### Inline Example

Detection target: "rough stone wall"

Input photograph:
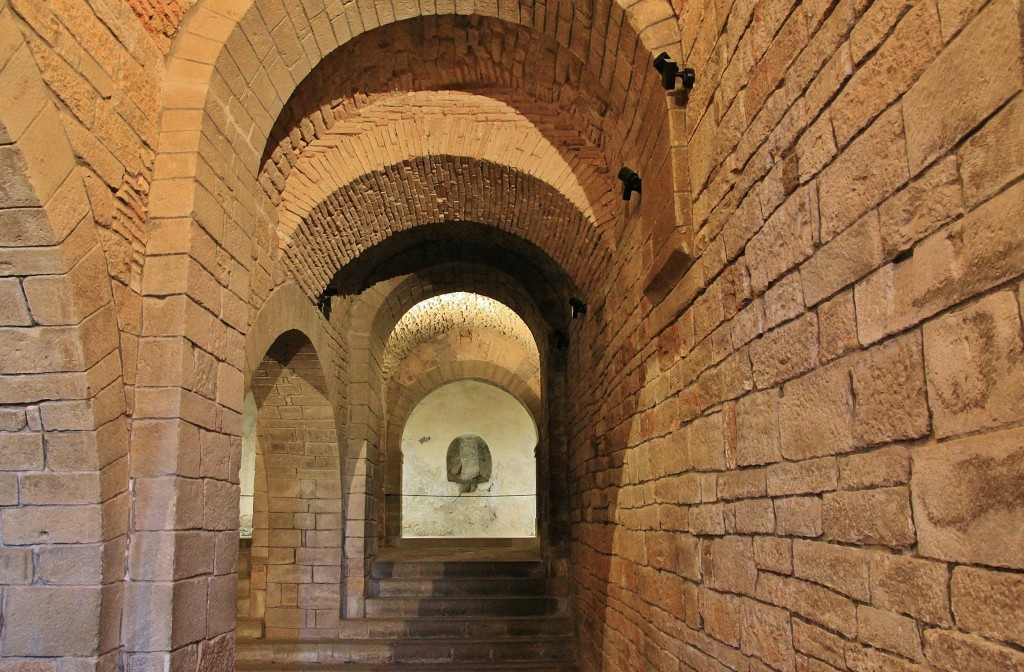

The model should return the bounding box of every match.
[0,0,1020,669]
[250,335,342,639]
[0,0,168,666]
[568,0,1024,670]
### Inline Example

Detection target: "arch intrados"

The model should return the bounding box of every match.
[390,373,543,449]
[274,91,617,246]
[155,0,680,229]
[373,274,546,365]
[383,294,540,378]
[260,15,622,182]
[243,281,333,392]
[348,235,572,347]
[285,161,609,301]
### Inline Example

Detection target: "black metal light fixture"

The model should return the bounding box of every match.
[569,298,588,319]
[618,167,642,201]
[317,286,338,318]
[552,330,570,350]
[653,52,696,91]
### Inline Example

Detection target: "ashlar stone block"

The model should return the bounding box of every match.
[923,291,1024,438]
[1,586,100,655]
[951,566,1024,647]
[912,425,1024,569]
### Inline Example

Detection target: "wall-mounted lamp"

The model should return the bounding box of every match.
[569,299,588,319]
[618,167,642,201]
[552,330,570,350]
[653,52,696,91]
[317,286,338,318]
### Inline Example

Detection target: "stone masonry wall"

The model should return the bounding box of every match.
[0,0,1021,668]
[250,335,342,640]
[568,0,1024,670]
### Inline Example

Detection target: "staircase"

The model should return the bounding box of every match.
[235,555,577,670]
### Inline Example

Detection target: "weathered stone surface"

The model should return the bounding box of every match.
[817,290,858,362]
[823,487,915,548]
[734,498,776,533]
[768,457,838,497]
[793,540,869,601]
[779,362,854,460]
[959,95,1024,207]
[870,552,951,626]
[878,156,964,258]
[747,186,819,294]
[702,536,757,596]
[857,604,923,660]
[764,272,805,329]
[923,291,1024,438]
[856,181,1024,344]
[951,566,1024,647]
[750,313,819,388]
[775,496,823,538]
[801,210,884,308]
[754,536,793,574]
[903,0,1023,173]
[850,331,929,446]
[793,619,845,668]
[0,548,33,584]
[831,0,941,148]
[912,426,1024,569]
[742,597,795,671]
[1,587,100,655]
[846,644,930,672]
[700,589,743,646]
[924,629,1024,672]
[757,573,857,636]
[736,389,782,466]
[1,505,103,545]
[818,105,908,241]
[838,445,910,490]
[689,410,729,471]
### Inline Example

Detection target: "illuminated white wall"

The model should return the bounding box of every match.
[401,380,538,537]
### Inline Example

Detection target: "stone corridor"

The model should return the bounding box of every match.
[0,0,1022,670]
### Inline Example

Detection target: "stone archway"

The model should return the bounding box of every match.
[0,6,129,666]
[137,0,684,660]
[248,329,342,639]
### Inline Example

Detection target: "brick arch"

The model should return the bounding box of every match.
[244,281,341,398]
[276,90,618,253]
[150,0,685,300]
[248,329,343,638]
[259,15,636,223]
[365,257,563,351]
[0,5,130,665]
[144,0,681,651]
[286,156,611,297]
[390,358,543,439]
[382,292,540,378]
[166,0,680,189]
[384,336,543,544]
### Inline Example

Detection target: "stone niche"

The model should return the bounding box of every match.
[401,380,538,537]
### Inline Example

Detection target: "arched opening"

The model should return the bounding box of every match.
[240,330,342,639]
[400,380,538,539]
[240,392,257,539]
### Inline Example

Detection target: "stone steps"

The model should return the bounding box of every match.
[333,615,574,639]
[236,662,577,671]
[364,596,560,618]
[370,576,551,597]
[235,634,574,665]
[236,557,576,670]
